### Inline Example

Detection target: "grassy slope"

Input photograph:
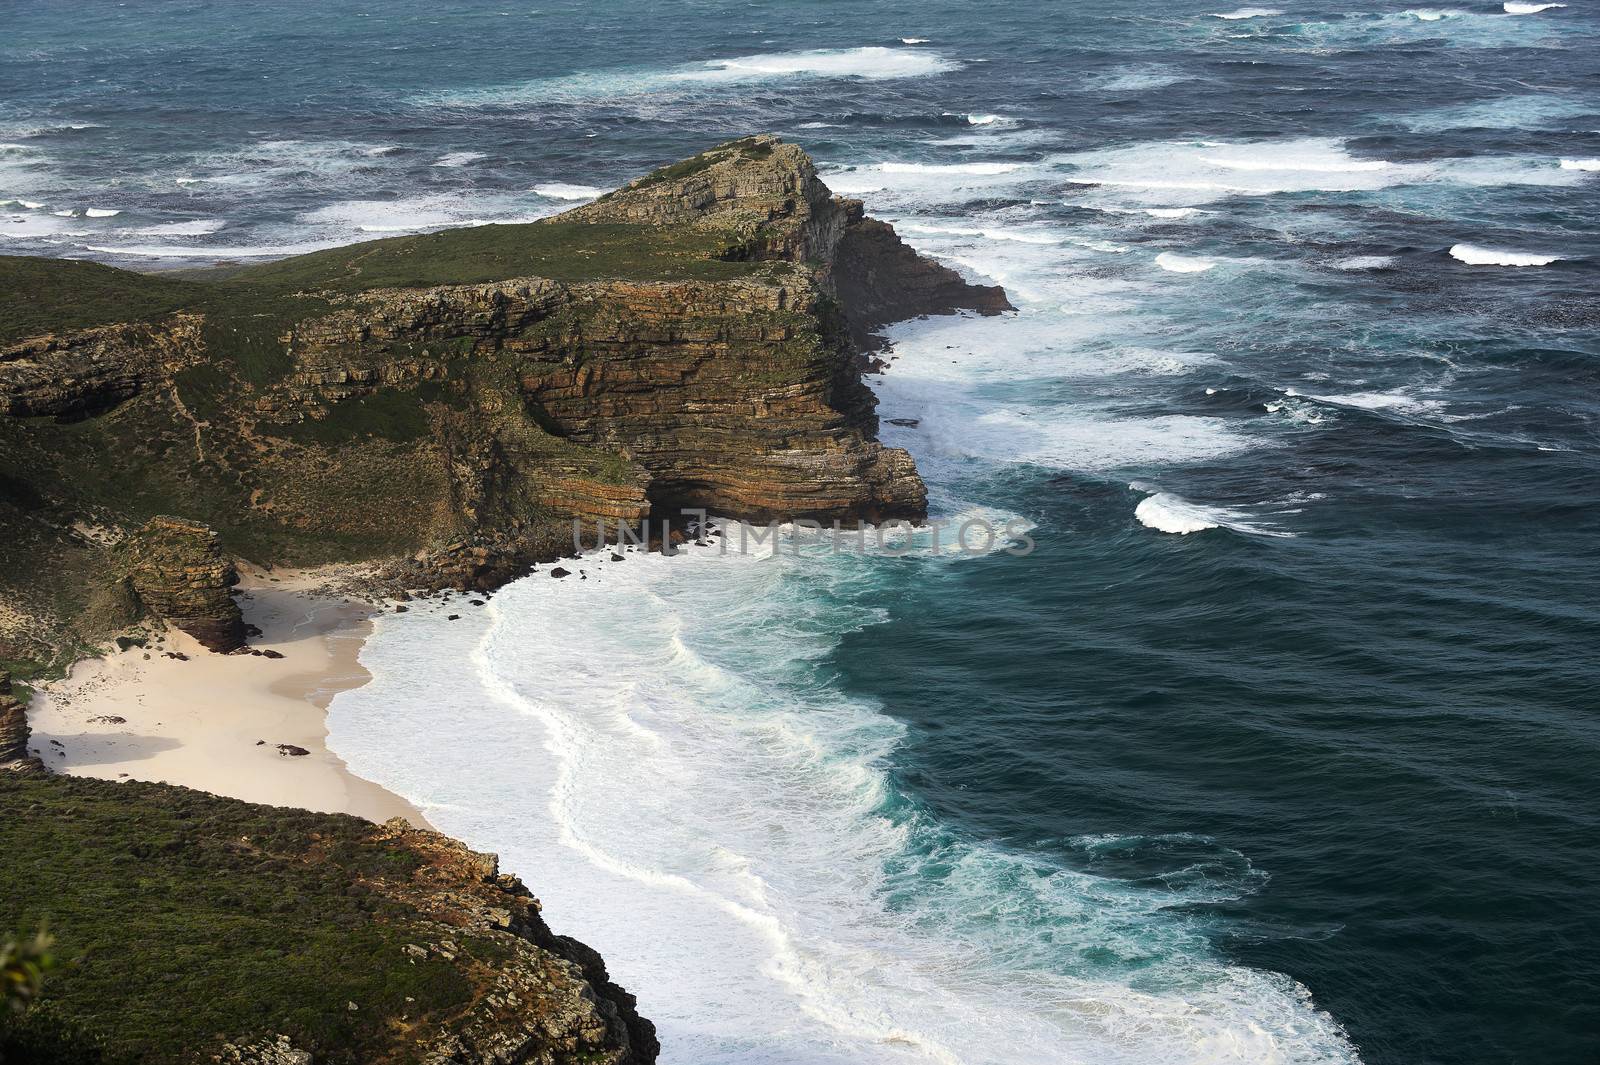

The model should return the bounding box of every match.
[0,773,492,1064]
[0,258,202,344]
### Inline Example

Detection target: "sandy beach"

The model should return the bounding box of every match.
[27,568,429,828]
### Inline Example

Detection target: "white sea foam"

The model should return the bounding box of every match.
[1210,7,1284,18]
[1332,255,1397,270]
[671,46,959,84]
[1308,390,1443,414]
[1089,67,1195,92]
[1134,488,1295,537]
[1400,94,1593,133]
[1504,1,1565,12]
[963,113,1015,127]
[84,208,121,218]
[1055,137,1417,205]
[328,539,1350,1065]
[432,150,488,167]
[84,240,338,259]
[298,193,543,235]
[900,36,930,44]
[1155,252,1216,273]
[129,219,227,237]
[1449,243,1563,266]
[1559,158,1600,172]
[532,182,605,200]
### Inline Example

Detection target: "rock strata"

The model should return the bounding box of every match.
[0,133,1010,661]
[0,671,41,772]
[126,516,247,652]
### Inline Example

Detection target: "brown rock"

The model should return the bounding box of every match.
[126,517,247,653]
[0,671,42,772]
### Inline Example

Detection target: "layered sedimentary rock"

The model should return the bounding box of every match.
[0,671,40,771]
[0,134,1010,659]
[126,516,247,652]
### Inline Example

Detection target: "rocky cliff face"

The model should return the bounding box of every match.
[0,134,1009,662]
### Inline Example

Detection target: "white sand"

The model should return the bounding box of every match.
[27,569,429,827]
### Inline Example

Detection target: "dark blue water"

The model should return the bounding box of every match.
[7,3,1600,1063]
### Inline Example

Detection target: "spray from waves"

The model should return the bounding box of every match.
[330,536,1354,1064]
[1504,1,1565,12]
[1209,8,1284,19]
[1449,243,1564,267]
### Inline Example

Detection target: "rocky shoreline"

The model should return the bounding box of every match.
[0,134,1011,1063]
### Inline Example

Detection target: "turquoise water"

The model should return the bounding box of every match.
[6,2,1599,1062]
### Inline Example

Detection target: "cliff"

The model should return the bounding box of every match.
[0,771,655,1064]
[0,133,1008,666]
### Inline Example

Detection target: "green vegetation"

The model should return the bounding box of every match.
[221,221,763,294]
[0,773,488,1064]
[626,135,775,192]
[0,258,201,344]
[1,924,56,1015]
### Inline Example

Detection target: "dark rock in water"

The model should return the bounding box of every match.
[887,418,921,428]
[469,599,484,606]
[394,604,409,612]
[550,567,571,579]
[275,744,310,757]
[126,517,247,653]
[610,553,624,562]
[447,614,461,621]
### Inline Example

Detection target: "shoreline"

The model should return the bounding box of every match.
[26,566,431,828]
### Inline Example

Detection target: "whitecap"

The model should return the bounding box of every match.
[1156,251,1217,273]
[532,182,605,201]
[1504,1,1565,12]
[84,208,121,218]
[1210,7,1284,18]
[1449,243,1563,266]
[16,200,45,210]
[1559,158,1600,171]
[1331,255,1397,270]
[129,219,227,237]
[670,46,959,84]
[1134,488,1295,537]
[964,113,1014,127]
[432,150,487,167]
[900,36,930,44]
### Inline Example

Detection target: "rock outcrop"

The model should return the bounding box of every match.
[126,517,247,652]
[0,771,658,1063]
[0,134,1010,660]
[0,671,41,772]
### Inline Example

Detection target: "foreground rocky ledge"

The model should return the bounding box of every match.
[0,767,657,1064]
[0,134,1008,665]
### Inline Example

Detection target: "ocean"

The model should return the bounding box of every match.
[5,1,1597,1062]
